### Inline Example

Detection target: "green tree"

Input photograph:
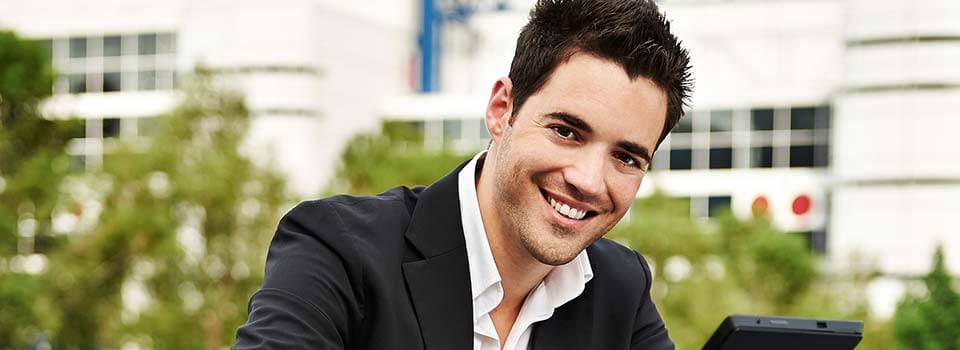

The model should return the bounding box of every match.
[0,28,292,348]
[327,121,469,195]
[41,70,291,349]
[0,30,79,349]
[893,246,960,350]
[607,195,850,349]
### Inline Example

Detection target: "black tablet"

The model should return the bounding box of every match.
[702,315,863,350]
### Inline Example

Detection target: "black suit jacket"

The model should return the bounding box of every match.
[233,161,674,349]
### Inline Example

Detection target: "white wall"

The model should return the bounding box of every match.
[662,0,844,110]
[832,0,960,278]
[831,185,960,275]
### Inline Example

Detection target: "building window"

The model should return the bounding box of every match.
[710,110,733,132]
[670,148,692,170]
[138,33,157,55]
[45,32,177,95]
[707,196,732,218]
[751,146,773,168]
[788,106,830,168]
[790,145,815,167]
[654,104,830,172]
[751,108,774,131]
[103,72,121,92]
[709,147,733,169]
[102,118,121,138]
[674,116,693,133]
[69,37,86,58]
[68,74,86,93]
[103,35,122,57]
[790,107,816,130]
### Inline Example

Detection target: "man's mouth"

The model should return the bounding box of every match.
[540,189,597,221]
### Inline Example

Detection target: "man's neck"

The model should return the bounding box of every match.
[475,153,553,309]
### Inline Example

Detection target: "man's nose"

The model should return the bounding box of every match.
[563,148,607,200]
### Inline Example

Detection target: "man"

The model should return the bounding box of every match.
[233,0,691,348]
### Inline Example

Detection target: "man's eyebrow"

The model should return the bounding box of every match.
[543,111,593,133]
[617,141,652,165]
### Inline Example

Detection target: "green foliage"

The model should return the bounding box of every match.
[893,246,960,350]
[0,31,55,120]
[328,121,470,195]
[40,71,290,349]
[0,30,80,348]
[0,30,80,255]
[717,215,817,309]
[608,194,866,349]
[0,29,291,348]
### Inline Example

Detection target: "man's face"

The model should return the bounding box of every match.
[484,52,667,266]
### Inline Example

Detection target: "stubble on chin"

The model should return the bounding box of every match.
[517,225,584,266]
[496,177,588,266]
[494,166,581,266]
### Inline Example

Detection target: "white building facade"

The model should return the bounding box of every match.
[0,0,416,195]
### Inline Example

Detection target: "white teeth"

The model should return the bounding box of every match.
[574,209,585,220]
[548,196,587,220]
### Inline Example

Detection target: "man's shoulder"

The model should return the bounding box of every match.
[277,185,426,253]
[287,186,423,224]
[586,237,654,292]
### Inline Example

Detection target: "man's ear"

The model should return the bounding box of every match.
[485,77,514,144]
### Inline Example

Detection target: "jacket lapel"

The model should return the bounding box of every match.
[531,274,596,349]
[402,160,473,350]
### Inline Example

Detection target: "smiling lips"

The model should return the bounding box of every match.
[546,195,590,220]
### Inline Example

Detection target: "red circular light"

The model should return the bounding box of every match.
[792,195,811,215]
[751,196,769,216]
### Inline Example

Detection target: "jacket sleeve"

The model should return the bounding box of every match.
[630,251,675,350]
[233,201,363,349]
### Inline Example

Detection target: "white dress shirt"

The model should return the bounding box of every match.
[458,151,594,350]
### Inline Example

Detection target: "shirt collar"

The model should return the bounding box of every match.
[457,151,594,320]
[458,151,501,302]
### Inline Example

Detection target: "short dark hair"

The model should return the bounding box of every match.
[508,0,693,148]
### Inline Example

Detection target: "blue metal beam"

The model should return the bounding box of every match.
[418,0,440,92]
[418,0,509,93]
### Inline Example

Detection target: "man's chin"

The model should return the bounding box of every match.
[533,253,578,266]
[521,235,584,266]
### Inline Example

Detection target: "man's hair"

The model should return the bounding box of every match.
[508,0,693,147]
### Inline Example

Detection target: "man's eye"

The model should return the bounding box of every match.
[615,152,641,169]
[551,125,577,140]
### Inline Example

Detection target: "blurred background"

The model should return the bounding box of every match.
[1,0,958,349]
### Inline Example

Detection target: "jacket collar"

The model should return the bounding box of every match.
[402,159,473,349]
[403,159,470,258]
